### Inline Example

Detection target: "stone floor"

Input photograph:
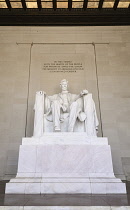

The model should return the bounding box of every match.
[0,181,130,206]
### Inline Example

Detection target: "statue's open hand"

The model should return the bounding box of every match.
[62,105,67,112]
[80,89,88,96]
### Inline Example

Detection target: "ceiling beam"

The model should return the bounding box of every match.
[83,0,88,10]
[53,0,57,11]
[98,0,104,10]
[37,0,42,10]
[68,0,72,10]
[0,9,130,26]
[21,0,27,10]
[113,0,120,10]
[5,0,11,10]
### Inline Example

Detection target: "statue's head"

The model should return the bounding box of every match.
[60,79,68,91]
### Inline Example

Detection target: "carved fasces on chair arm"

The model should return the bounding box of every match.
[33,91,46,111]
[36,91,46,95]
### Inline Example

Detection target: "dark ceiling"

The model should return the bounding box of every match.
[0,0,130,25]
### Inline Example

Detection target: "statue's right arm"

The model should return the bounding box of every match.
[44,95,57,113]
[47,94,58,101]
[44,94,57,113]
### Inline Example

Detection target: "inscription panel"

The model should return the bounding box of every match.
[42,60,84,73]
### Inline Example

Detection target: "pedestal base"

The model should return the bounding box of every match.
[6,177,126,194]
[6,133,126,194]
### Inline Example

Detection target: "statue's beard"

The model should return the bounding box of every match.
[62,90,69,93]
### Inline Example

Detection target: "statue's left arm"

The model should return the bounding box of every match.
[72,90,89,102]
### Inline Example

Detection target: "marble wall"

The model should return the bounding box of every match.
[0,26,130,180]
[26,44,101,136]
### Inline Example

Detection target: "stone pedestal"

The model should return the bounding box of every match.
[5,133,126,194]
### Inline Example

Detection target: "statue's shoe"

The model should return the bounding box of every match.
[68,127,73,132]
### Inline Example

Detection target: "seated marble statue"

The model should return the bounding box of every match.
[33,79,99,137]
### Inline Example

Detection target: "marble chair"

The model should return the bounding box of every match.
[33,92,99,137]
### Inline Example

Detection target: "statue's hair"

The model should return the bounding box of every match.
[60,79,68,86]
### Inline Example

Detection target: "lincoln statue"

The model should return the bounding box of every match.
[45,79,89,132]
[33,79,99,136]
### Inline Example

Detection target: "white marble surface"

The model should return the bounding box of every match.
[18,145,37,173]
[5,134,126,194]
[0,208,23,210]
[6,177,126,194]
[6,182,26,194]
[18,143,113,176]
[22,133,108,145]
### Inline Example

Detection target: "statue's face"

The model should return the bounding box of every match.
[61,81,68,91]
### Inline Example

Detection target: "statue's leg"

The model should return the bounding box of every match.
[51,100,61,131]
[68,101,79,132]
